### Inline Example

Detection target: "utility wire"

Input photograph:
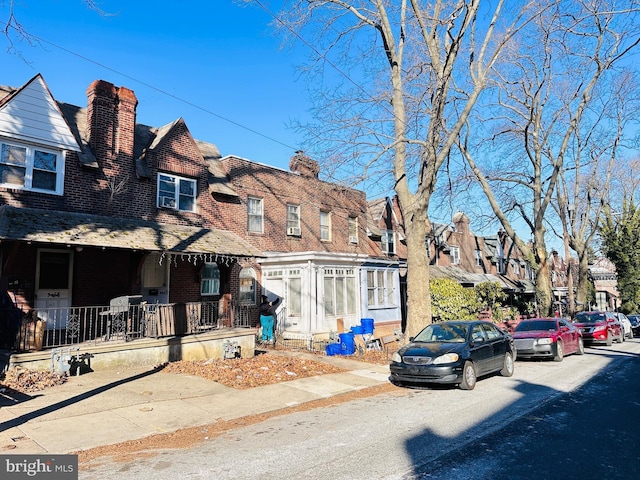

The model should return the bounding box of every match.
[0,20,298,151]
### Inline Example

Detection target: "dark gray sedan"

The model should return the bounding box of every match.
[389,320,515,390]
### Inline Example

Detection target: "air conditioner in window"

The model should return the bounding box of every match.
[160,196,176,208]
[287,227,301,236]
[348,235,358,243]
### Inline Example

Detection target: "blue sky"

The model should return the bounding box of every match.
[0,1,308,170]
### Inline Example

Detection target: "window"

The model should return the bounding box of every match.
[475,250,483,267]
[157,173,196,212]
[320,211,331,241]
[450,246,460,265]
[348,217,358,243]
[238,268,256,304]
[247,197,263,233]
[287,269,302,316]
[0,140,63,194]
[287,204,300,235]
[513,261,520,276]
[200,263,220,296]
[382,230,395,254]
[367,268,396,308]
[324,268,356,316]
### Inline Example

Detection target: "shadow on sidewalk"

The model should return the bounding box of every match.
[0,364,167,431]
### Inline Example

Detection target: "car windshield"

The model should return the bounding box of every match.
[574,312,605,324]
[515,320,557,332]
[413,323,468,343]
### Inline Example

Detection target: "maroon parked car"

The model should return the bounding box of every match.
[513,318,584,362]
[571,311,623,346]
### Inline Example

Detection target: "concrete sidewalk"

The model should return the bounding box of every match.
[0,352,391,454]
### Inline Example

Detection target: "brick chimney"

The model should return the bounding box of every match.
[289,151,320,179]
[86,80,138,166]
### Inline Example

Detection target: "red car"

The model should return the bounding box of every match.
[513,318,584,362]
[571,311,623,346]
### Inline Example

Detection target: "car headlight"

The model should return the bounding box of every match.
[433,353,459,364]
[536,338,553,345]
[391,352,402,363]
[593,325,606,332]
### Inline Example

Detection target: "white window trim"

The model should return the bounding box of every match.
[320,211,331,241]
[200,263,220,296]
[0,139,64,195]
[247,197,264,233]
[287,204,301,229]
[450,246,460,265]
[367,268,397,308]
[157,172,196,212]
[382,230,395,254]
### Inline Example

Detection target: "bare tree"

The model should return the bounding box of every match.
[279,0,541,337]
[459,0,640,316]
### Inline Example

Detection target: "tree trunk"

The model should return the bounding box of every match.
[403,207,431,340]
[575,249,591,312]
[534,244,552,317]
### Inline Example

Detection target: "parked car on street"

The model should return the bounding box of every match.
[627,314,640,336]
[389,320,515,390]
[571,311,623,346]
[614,312,634,339]
[513,317,584,362]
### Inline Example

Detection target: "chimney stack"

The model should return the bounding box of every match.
[289,151,320,179]
[86,80,138,165]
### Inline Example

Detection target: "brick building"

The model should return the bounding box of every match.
[0,74,402,347]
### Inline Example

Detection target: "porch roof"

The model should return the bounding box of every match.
[430,265,511,289]
[0,205,263,258]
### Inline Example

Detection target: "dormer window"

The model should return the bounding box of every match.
[157,173,196,212]
[382,230,395,255]
[0,140,64,194]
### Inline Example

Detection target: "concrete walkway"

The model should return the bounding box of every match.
[0,352,391,454]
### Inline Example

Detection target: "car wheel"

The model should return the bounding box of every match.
[460,361,477,390]
[606,332,612,346]
[576,337,585,355]
[500,352,514,377]
[553,340,564,362]
[629,330,634,339]
[619,331,625,343]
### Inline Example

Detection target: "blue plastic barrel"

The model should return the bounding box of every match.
[339,332,356,355]
[351,325,365,335]
[361,318,375,334]
[325,343,342,356]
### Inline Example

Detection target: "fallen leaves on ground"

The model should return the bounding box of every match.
[0,368,68,393]
[161,353,347,389]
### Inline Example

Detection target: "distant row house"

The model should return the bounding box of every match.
[1,74,596,359]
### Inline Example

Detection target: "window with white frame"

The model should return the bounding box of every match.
[238,268,257,304]
[513,261,520,276]
[0,140,64,194]
[157,173,196,212]
[286,204,301,235]
[320,211,331,241]
[450,246,460,265]
[474,249,483,266]
[323,268,356,316]
[348,216,358,243]
[287,269,302,315]
[200,263,220,296]
[367,268,396,308]
[247,197,263,233]
[382,230,395,254]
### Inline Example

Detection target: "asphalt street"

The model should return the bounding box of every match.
[77,339,640,480]
[409,342,640,480]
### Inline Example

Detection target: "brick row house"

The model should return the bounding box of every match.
[0,74,402,356]
[370,197,541,317]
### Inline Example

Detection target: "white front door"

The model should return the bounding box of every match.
[35,249,73,330]
[141,253,169,304]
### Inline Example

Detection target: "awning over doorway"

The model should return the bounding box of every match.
[429,265,511,289]
[0,205,263,258]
